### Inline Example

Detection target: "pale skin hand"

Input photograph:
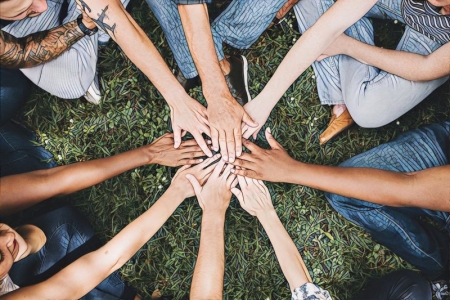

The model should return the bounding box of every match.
[177,4,258,163]
[242,95,271,139]
[187,160,236,300]
[231,178,312,291]
[171,154,222,199]
[232,128,297,182]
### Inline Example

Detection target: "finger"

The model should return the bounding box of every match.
[231,187,244,204]
[252,130,259,140]
[232,168,258,179]
[195,153,221,169]
[199,158,219,177]
[192,133,212,157]
[230,177,238,188]
[226,173,237,187]
[211,128,220,152]
[173,127,182,149]
[219,131,229,162]
[237,174,247,188]
[176,164,191,174]
[230,158,254,171]
[180,158,204,165]
[242,125,250,139]
[180,138,200,147]
[212,159,226,178]
[234,128,243,158]
[185,174,202,195]
[183,150,207,158]
[265,127,283,150]
[242,111,259,128]
[252,178,266,194]
[242,138,261,153]
[181,130,187,137]
[200,123,212,139]
[226,130,236,163]
[221,163,234,180]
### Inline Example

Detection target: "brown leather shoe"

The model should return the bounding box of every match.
[319,109,354,145]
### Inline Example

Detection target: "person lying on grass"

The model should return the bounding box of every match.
[231,124,450,281]
[242,0,449,145]
[0,133,217,299]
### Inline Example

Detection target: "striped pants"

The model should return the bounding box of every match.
[2,0,128,99]
[146,0,286,79]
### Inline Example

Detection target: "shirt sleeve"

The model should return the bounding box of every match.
[172,0,211,4]
[292,283,332,300]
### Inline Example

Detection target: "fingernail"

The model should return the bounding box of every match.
[223,155,228,161]
[207,140,212,144]
[267,127,271,134]
[229,157,235,163]
[214,147,219,151]
[198,159,203,162]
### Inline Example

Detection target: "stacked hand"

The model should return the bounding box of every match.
[231,177,274,217]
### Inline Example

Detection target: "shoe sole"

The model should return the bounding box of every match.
[241,55,252,102]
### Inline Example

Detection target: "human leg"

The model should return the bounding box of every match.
[0,67,31,126]
[0,121,56,177]
[326,121,450,280]
[351,269,432,300]
[9,205,137,299]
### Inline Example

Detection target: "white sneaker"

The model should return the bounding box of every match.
[84,78,101,105]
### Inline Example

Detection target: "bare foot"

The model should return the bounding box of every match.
[332,104,347,118]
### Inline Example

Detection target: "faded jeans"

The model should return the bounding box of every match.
[146,0,286,79]
[326,121,450,280]
[294,0,449,128]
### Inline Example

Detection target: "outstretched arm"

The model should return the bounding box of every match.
[232,128,450,212]
[0,156,221,300]
[187,160,236,299]
[178,3,258,163]
[0,134,205,216]
[242,0,377,139]
[77,0,212,155]
[232,177,312,291]
[319,34,450,81]
[0,13,95,69]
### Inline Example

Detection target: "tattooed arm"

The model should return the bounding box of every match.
[0,13,96,69]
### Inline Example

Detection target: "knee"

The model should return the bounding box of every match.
[347,100,395,128]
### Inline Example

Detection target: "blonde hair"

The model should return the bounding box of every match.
[0,274,19,296]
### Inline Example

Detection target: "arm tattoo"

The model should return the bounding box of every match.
[78,0,92,13]
[92,6,117,36]
[0,20,84,69]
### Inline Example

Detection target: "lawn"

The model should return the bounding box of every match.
[21,1,450,299]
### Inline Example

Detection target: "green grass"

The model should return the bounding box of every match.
[21,2,449,299]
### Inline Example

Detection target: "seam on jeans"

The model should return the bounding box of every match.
[0,130,16,151]
[377,208,445,268]
[0,154,29,165]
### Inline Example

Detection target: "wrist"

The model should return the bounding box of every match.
[202,210,226,224]
[282,159,305,184]
[256,209,278,224]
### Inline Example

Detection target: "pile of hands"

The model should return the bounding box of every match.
[146,125,299,217]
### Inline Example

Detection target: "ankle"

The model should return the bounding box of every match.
[333,104,347,117]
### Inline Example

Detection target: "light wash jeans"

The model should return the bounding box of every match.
[294,0,449,128]
[146,0,286,79]
[326,121,450,280]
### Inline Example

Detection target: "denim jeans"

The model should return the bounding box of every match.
[294,0,449,128]
[9,205,136,300]
[326,121,450,280]
[0,67,31,126]
[0,121,57,177]
[146,0,286,79]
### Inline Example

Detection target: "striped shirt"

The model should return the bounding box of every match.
[402,0,450,44]
[173,0,211,4]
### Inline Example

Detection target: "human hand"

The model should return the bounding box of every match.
[169,95,212,158]
[231,177,274,217]
[316,33,349,61]
[146,133,209,167]
[186,159,237,214]
[170,154,222,198]
[241,96,270,139]
[231,128,297,182]
[207,97,258,163]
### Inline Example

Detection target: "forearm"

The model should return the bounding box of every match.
[190,211,226,300]
[257,210,311,290]
[0,146,152,216]
[255,0,377,110]
[7,188,185,300]
[0,20,84,69]
[81,0,186,105]
[286,161,450,211]
[343,36,450,81]
[178,4,231,101]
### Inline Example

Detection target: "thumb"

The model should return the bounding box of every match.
[242,112,258,128]
[173,127,182,149]
[185,174,202,195]
[231,187,244,204]
[265,127,282,150]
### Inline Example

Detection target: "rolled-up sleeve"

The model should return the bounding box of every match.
[172,0,211,4]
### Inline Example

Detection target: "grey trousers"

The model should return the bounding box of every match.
[294,0,449,128]
[2,0,129,99]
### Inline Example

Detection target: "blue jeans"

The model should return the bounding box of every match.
[326,121,450,280]
[146,0,286,79]
[294,0,449,127]
[0,121,56,177]
[0,67,31,126]
[9,205,136,300]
